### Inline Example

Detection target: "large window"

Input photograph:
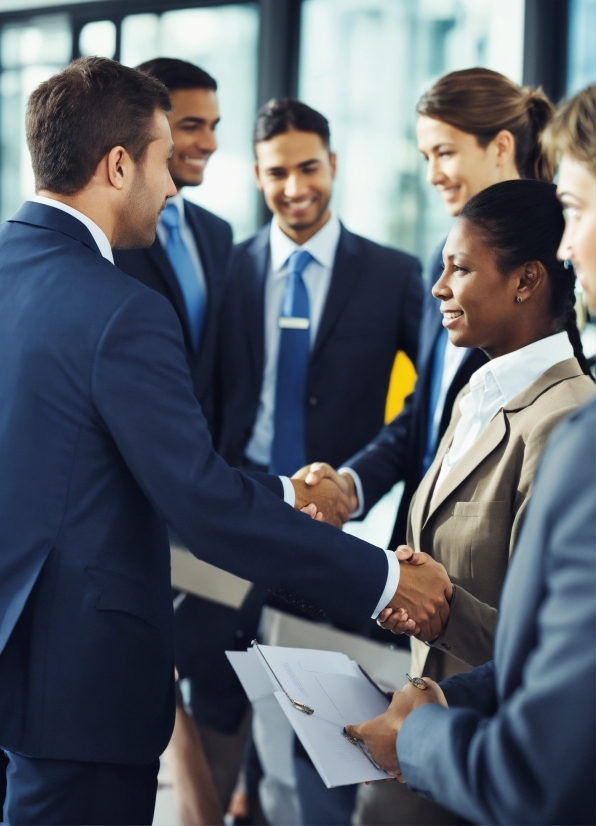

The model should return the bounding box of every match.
[0,3,259,240]
[299,0,525,270]
[567,0,596,94]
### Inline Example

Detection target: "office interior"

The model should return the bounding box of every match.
[0,0,594,823]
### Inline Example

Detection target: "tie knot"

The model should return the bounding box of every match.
[288,250,314,278]
[160,202,181,231]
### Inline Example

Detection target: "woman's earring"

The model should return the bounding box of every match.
[516,296,523,303]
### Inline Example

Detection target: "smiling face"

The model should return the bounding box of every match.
[433,217,554,358]
[416,116,519,216]
[254,129,336,244]
[556,153,596,314]
[167,87,219,189]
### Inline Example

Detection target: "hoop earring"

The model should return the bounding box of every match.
[516,296,523,303]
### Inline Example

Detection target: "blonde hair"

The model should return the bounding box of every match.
[417,68,555,181]
[546,84,596,176]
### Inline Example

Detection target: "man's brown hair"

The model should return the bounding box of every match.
[26,56,172,195]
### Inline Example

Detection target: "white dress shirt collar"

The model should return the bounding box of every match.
[30,195,113,263]
[269,212,341,276]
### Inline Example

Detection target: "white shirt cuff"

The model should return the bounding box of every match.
[279,476,295,507]
[338,466,364,518]
[371,550,400,619]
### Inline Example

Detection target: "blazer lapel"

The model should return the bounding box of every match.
[145,238,192,341]
[311,225,364,358]
[244,226,270,385]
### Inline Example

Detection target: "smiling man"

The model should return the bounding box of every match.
[114,58,229,431]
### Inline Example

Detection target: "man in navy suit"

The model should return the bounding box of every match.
[113,57,240,816]
[214,98,422,825]
[113,58,229,431]
[0,58,452,825]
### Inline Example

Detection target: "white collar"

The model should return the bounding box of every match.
[269,212,341,277]
[30,195,114,263]
[469,331,574,407]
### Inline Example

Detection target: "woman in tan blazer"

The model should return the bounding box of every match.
[380,179,595,689]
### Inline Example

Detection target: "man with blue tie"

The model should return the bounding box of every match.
[0,58,452,826]
[114,57,229,431]
[216,98,423,825]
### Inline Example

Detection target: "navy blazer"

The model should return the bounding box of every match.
[113,200,232,429]
[215,222,423,468]
[398,398,596,825]
[0,203,390,765]
[347,246,488,548]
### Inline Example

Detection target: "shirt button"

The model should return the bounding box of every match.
[308,396,319,407]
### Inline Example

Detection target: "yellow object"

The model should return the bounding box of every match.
[385,351,416,423]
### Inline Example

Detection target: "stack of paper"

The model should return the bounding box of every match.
[227,644,392,788]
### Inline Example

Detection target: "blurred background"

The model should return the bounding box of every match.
[1,0,595,266]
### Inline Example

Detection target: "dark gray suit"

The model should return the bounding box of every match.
[398,397,596,825]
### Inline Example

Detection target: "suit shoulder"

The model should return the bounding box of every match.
[183,200,232,237]
[347,230,421,272]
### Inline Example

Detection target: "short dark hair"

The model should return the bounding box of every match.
[26,56,172,195]
[137,57,217,93]
[253,98,331,150]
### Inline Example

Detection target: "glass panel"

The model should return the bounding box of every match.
[0,14,71,220]
[121,4,259,241]
[79,20,117,60]
[567,0,596,94]
[299,0,525,267]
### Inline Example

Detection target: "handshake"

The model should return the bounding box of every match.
[290,463,452,642]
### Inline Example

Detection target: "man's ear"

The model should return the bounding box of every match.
[329,151,337,179]
[106,146,129,191]
[253,162,263,191]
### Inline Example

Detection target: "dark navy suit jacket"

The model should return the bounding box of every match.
[0,203,390,765]
[398,398,596,825]
[113,200,232,429]
[215,222,423,468]
[347,246,488,548]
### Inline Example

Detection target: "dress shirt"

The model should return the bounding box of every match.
[31,196,113,263]
[156,192,207,303]
[245,212,341,467]
[342,339,468,519]
[433,331,574,497]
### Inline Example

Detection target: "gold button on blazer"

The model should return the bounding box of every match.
[407,357,596,682]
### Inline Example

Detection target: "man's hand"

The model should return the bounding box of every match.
[290,477,351,529]
[344,679,447,781]
[382,546,453,642]
[293,462,359,514]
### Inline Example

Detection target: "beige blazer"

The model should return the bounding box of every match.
[408,357,595,682]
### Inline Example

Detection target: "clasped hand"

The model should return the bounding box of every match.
[344,679,448,780]
[291,462,357,528]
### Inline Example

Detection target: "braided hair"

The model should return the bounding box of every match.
[460,179,592,376]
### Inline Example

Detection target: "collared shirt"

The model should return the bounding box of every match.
[31,195,114,263]
[433,331,574,496]
[245,212,341,467]
[156,191,207,301]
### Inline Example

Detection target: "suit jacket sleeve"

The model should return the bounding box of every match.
[397,408,596,825]
[90,289,388,629]
[426,405,582,668]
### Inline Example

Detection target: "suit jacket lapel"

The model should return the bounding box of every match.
[245,225,270,385]
[145,239,192,341]
[311,225,364,358]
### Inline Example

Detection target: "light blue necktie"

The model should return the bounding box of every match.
[270,250,314,476]
[160,202,204,350]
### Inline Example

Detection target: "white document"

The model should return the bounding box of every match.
[227,644,392,788]
[170,544,252,609]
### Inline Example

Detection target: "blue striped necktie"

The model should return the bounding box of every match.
[160,202,204,350]
[270,250,314,476]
